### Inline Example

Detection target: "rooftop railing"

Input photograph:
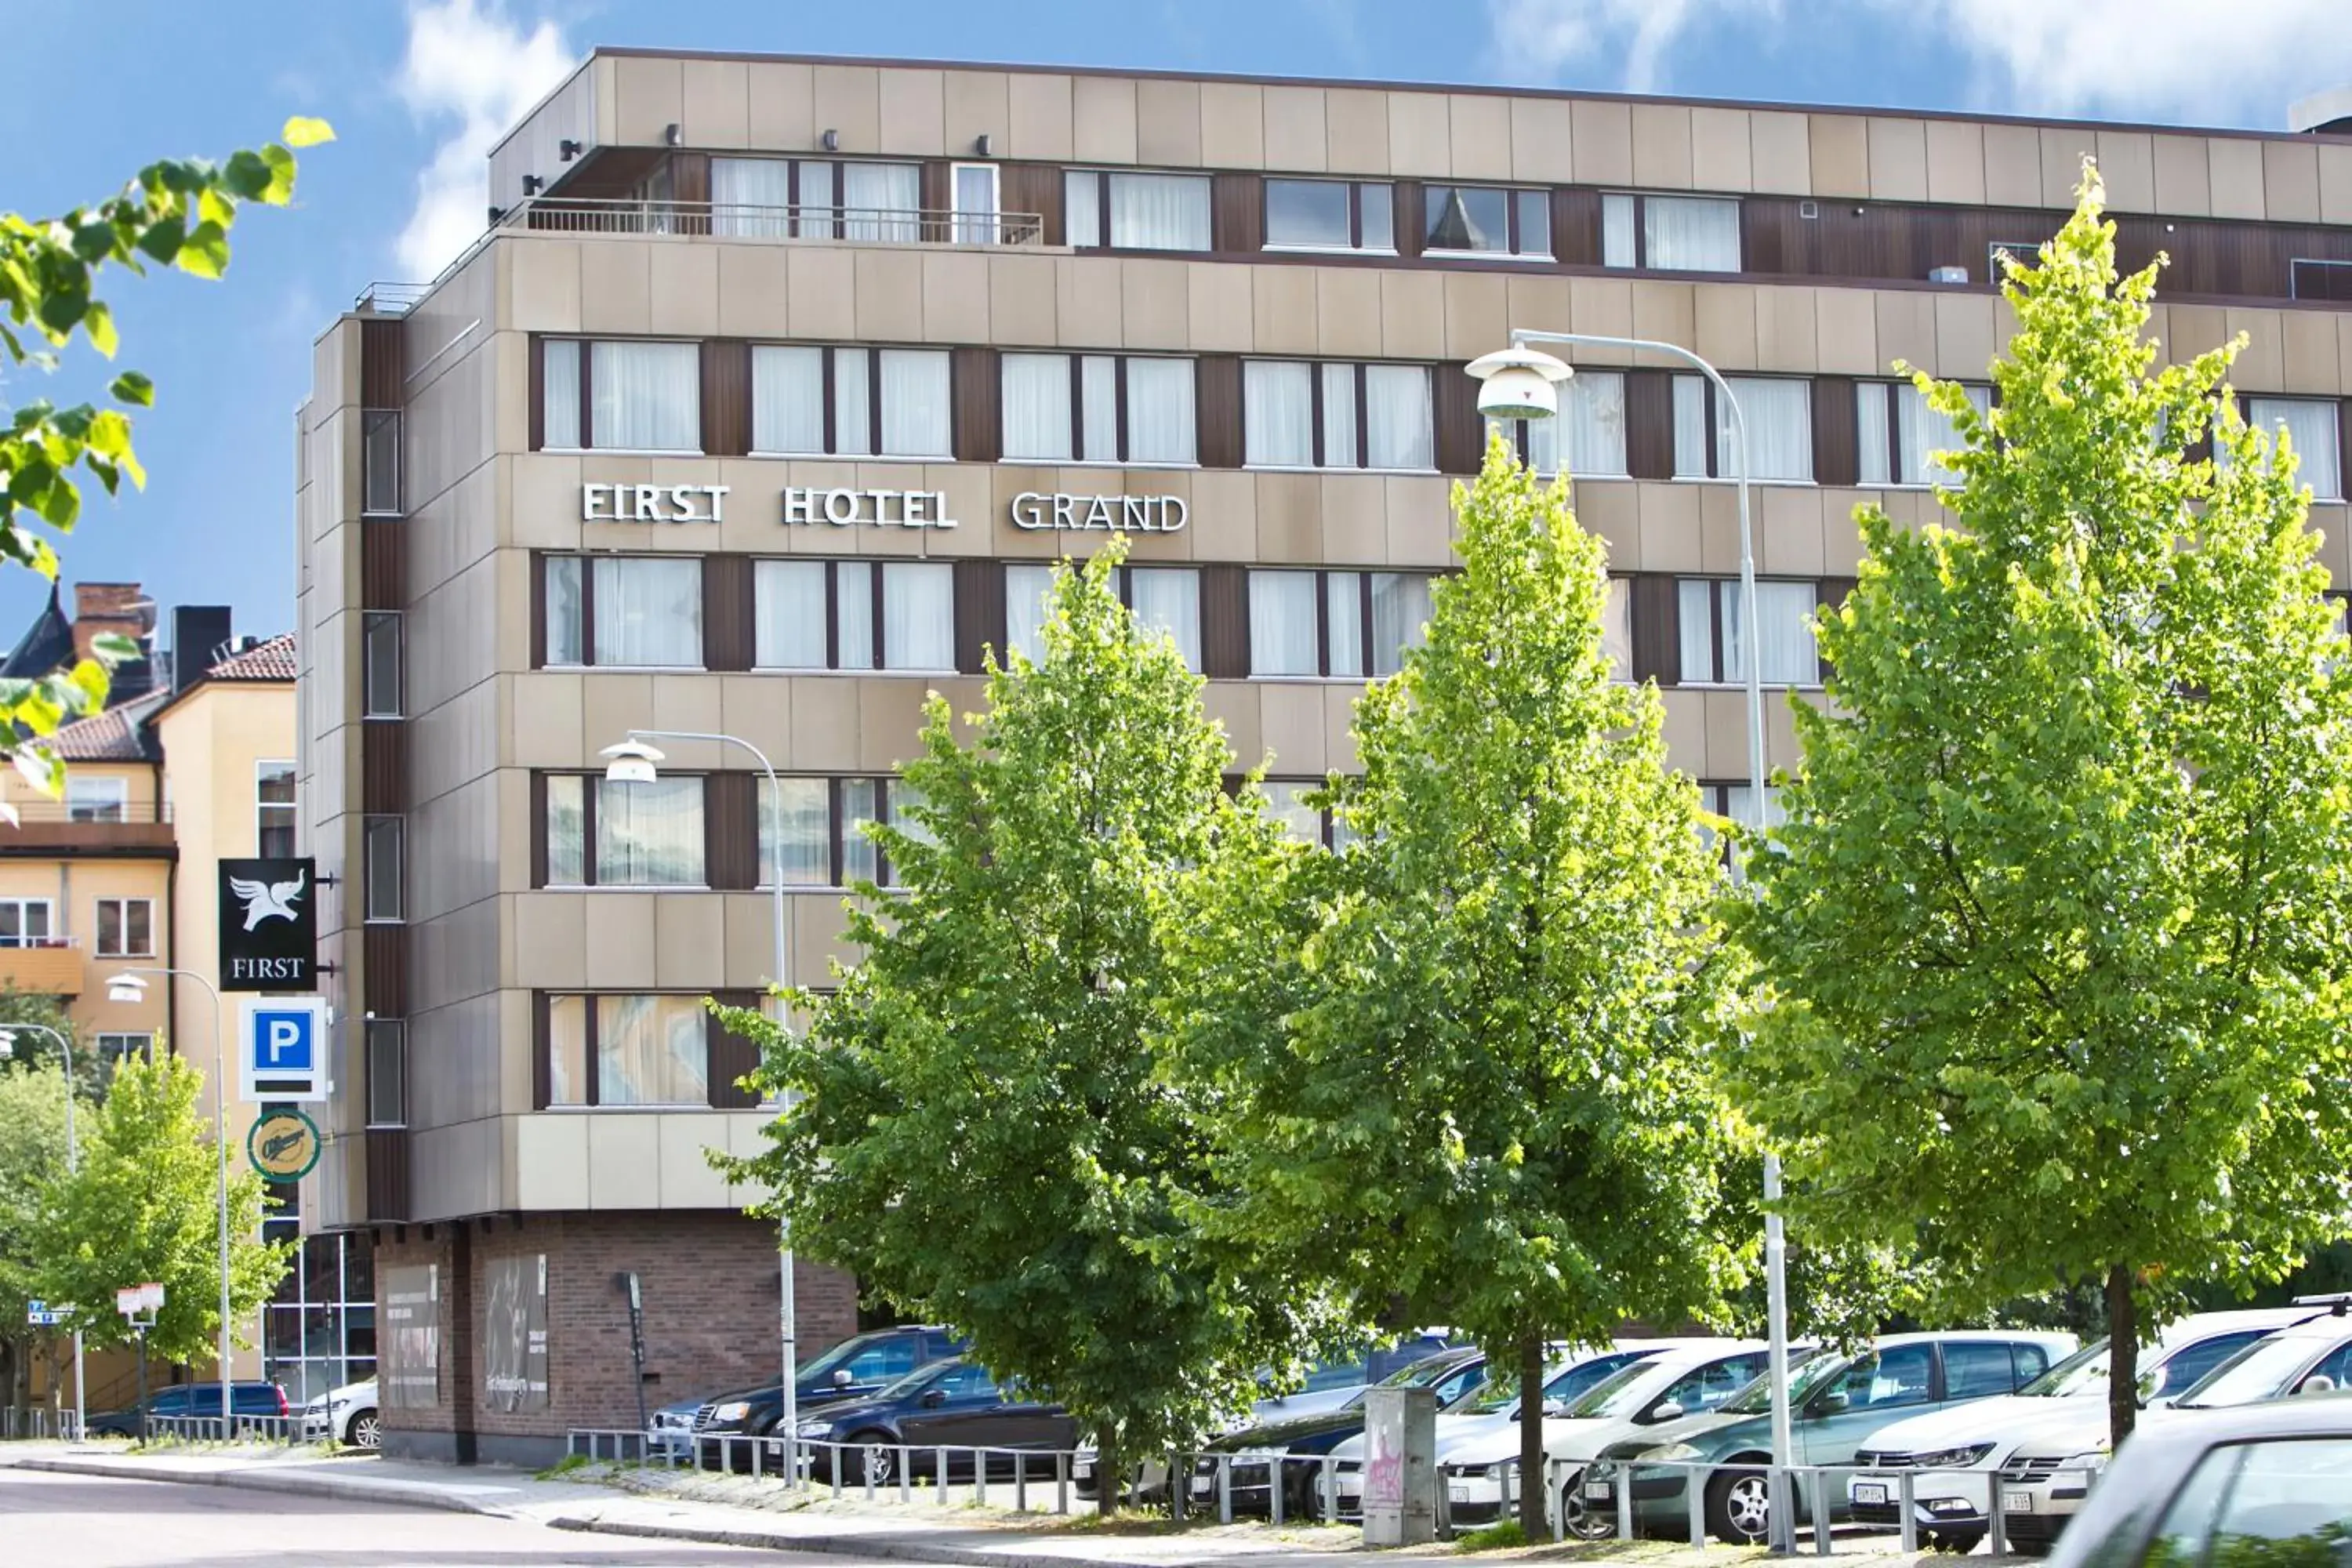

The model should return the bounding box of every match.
[501,197,1047,246]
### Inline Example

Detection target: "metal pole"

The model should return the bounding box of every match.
[626,728,797,1486]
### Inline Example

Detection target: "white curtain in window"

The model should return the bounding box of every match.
[1065,171,1102,247]
[1246,362,1315,467]
[1326,572,1364,678]
[1001,354,1073,462]
[1522,416,1559,476]
[1264,781,1324,846]
[953,163,1000,244]
[1722,783,1788,831]
[1108,173,1210,249]
[882,563,953,670]
[833,350,873,456]
[1127,568,1200,670]
[543,340,583,448]
[1370,572,1434,676]
[879,350,950,457]
[1006,564,1056,666]
[1898,383,1991,486]
[544,775,586,884]
[547,996,586,1105]
[752,346,826,455]
[1672,375,1710,478]
[592,557,701,666]
[596,994,707,1106]
[1857,384,1893,486]
[841,161,919,242]
[1560,371,1628,477]
[837,561,875,669]
[593,340,699,452]
[760,777,833,887]
[1644,196,1741,271]
[1601,194,1637,268]
[2249,397,2344,500]
[544,557,584,664]
[1366,365,1432,470]
[1602,579,1632,676]
[1678,579,1719,681]
[711,157,792,238]
[1126,358,1196,465]
[1721,377,1814,482]
[597,776,705,885]
[1250,572,1320,676]
[753,560,829,669]
[1082,356,1120,462]
[1322,362,1359,468]
[840,778,881,887]
[1711,579,1820,685]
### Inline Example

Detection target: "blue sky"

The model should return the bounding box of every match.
[2,0,2346,650]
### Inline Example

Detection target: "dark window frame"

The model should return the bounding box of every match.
[365,1018,406,1129]
[1263,177,1397,255]
[1062,168,1214,252]
[539,771,711,890]
[750,343,952,459]
[998,351,1199,466]
[537,337,704,455]
[540,553,706,670]
[361,611,403,719]
[1243,359,1436,473]
[1602,191,1745,272]
[753,558,955,673]
[362,814,405,924]
[539,990,716,1111]
[1420,183,1554,260]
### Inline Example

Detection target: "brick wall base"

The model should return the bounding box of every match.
[372,1210,858,1466]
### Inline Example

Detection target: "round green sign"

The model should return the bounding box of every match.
[248,1108,322,1181]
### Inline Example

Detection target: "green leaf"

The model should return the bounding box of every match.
[110,370,154,407]
[222,150,274,201]
[133,213,186,264]
[82,301,115,358]
[281,116,336,148]
[89,633,140,663]
[176,220,229,280]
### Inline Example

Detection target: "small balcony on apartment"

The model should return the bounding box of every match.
[0,933,85,997]
[0,798,175,858]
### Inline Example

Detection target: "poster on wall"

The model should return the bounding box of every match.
[382,1264,441,1409]
[482,1254,550,1413]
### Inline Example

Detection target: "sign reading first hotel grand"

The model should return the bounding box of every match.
[581,483,1186,534]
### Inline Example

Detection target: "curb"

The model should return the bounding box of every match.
[5,1454,514,1518]
[549,1513,1210,1568]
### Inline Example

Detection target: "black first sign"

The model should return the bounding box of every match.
[219,858,318,991]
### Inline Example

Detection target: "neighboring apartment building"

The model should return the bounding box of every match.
[295,49,2352,1463]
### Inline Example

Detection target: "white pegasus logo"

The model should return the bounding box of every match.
[229,869,307,931]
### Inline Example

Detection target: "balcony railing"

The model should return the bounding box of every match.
[0,938,85,996]
[499,197,1048,247]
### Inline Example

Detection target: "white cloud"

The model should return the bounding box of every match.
[1484,0,2352,124]
[394,0,575,281]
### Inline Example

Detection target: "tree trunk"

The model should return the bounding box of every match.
[2106,1262,2138,1452]
[1517,1330,1546,1538]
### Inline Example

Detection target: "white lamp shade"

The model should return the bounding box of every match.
[1465,347,1573,423]
[600,738,665,785]
[107,977,146,1004]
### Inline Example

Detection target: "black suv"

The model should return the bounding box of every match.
[792,1357,1078,1483]
[694,1325,965,1468]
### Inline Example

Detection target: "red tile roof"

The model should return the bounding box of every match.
[49,690,167,761]
[207,632,295,682]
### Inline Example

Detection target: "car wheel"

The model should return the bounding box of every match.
[1561,1472,1617,1540]
[851,1429,898,1486]
[1706,1470,1775,1546]
[1924,1529,1984,1555]
[347,1410,381,1450]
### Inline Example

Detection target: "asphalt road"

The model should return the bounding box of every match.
[0,1467,797,1566]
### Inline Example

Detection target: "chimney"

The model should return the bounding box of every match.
[171,605,233,694]
[71,581,154,662]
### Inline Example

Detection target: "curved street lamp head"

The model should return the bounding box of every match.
[600,737,665,786]
[107,975,148,1005]
[1466,347,1573,422]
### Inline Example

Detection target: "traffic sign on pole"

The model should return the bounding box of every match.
[237,996,329,1102]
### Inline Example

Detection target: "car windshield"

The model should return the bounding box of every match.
[2020,1338,2112,1397]
[1719,1350,1847,1416]
[2175,1334,2343,1410]
[1565,1359,1666,1419]
[800,1333,890,1382]
[873,1359,960,1399]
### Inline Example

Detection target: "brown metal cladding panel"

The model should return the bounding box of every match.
[1432,363,1485,476]
[706,989,764,1110]
[1813,376,1860,489]
[670,151,710,206]
[1196,356,1245,470]
[364,1128,410,1222]
[361,520,405,611]
[361,720,407,814]
[365,924,408,1017]
[530,771,549,887]
[1817,576,1857,612]
[952,347,1002,463]
[2341,401,2352,483]
[954,558,1007,674]
[1212,172,1264,254]
[1629,574,1681,686]
[1000,163,1063,246]
[705,771,758,891]
[920,160,951,222]
[530,550,547,670]
[360,318,405,408]
[1625,370,1675,482]
[1392,180,1423,259]
[528,335,546,452]
[1201,564,1250,680]
[701,339,750,457]
[1552,187,1602,268]
[532,991,553,1111]
[702,554,754,672]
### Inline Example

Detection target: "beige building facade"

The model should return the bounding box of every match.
[296,49,2352,1462]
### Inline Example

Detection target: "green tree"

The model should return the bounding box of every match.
[1727,169,2352,1450]
[1178,445,1742,1534]
[29,1053,288,1368]
[0,117,329,804]
[0,1058,72,1416]
[716,543,1310,1508]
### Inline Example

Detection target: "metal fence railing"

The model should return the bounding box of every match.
[143,1413,308,1445]
[0,1408,81,1441]
[499,198,1047,247]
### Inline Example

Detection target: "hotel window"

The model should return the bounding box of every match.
[1064,170,1212,251]
[753,560,954,672]
[361,410,401,515]
[1676,579,1823,686]
[361,611,403,718]
[545,992,711,1109]
[1421,185,1552,260]
[96,1033,153,1073]
[1247,569,1436,678]
[758,775,923,889]
[543,555,703,669]
[363,815,405,922]
[543,774,706,888]
[1499,370,1629,477]
[365,1019,405,1128]
[1243,361,1434,471]
[1697,781,1788,870]
[95,898,153,959]
[539,339,700,453]
[256,760,298,856]
[1006,562,1201,670]
[750,345,951,459]
[1600,194,1742,272]
[709,156,921,241]
[2236,397,2345,501]
[65,775,128,823]
[1000,353,1198,465]
[0,898,53,947]
[1858,382,1994,488]
[1261,779,1359,850]
[1265,179,1396,254]
[1673,375,1814,482]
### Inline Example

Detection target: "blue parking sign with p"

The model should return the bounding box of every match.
[238,996,328,1102]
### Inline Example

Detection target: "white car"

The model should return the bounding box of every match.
[301,1379,380,1448]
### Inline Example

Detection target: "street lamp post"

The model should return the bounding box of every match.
[0,1024,82,1440]
[1469,332,1795,1552]
[108,967,234,1440]
[600,728,798,1483]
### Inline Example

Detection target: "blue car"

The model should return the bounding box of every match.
[88,1381,291,1438]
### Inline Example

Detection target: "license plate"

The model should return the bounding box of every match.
[2003,1490,2034,1514]
[1448,1483,1471,1503]
[1583,1480,1613,1502]
[1853,1482,1889,1505]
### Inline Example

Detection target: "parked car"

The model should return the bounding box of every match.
[692,1325,967,1468]
[649,1392,710,1462]
[1587,1330,2078,1544]
[299,1378,380,1447]
[790,1357,1076,1484]
[2001,1305,2352,1554]
[1247,1332,1458,1424]
[87,1381,292,1438]
[1848,1308,2320,1552]
[2045,1396,2352,1568]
